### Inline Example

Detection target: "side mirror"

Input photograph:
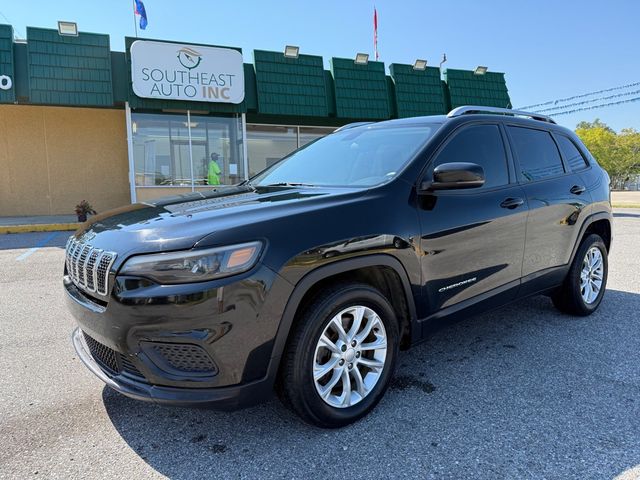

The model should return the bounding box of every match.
[420,162,485,192]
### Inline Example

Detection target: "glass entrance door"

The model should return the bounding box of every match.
[170,141,192,187]
[169,141,207,186]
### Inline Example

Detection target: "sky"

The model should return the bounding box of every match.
[1,0,638,132]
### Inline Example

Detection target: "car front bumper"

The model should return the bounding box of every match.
[65,264,294,409]
[71,327,273,409]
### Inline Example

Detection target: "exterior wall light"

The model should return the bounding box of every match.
[354,53,369,65]
[57,21,78,36]
[284,45,300,59]
[413,59,428,71]
[474,66,488,75]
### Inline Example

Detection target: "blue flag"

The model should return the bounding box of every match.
[134,0,148,30]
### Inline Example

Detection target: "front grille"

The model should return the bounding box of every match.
[120,355,144,378]
[83,332,119,373]
[151,343,217,373]
[82,331,145,379]
[66,237,117,296]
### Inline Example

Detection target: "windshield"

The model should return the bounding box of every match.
[252,124,439,188]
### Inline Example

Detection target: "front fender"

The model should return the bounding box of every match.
[265,253,420,381]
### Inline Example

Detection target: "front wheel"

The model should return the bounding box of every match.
[277,283,399,428]
[552,234,608,316]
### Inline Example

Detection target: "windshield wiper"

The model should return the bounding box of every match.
[261,182,316,187]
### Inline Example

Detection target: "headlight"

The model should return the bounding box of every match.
[119,241,262,284]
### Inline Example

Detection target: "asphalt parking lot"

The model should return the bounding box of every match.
[1,210,639,479]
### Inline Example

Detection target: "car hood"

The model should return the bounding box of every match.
[72,185,366,257]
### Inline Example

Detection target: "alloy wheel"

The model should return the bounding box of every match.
[580,246,604,304]
[312,306,387,408]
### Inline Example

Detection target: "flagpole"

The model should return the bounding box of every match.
[373,6,378,61]
[132,1,138,37]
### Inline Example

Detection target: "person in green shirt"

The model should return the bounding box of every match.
[207,152,222,185]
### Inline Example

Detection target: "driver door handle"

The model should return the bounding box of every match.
[500,197,525,209]
[570,185,586,195]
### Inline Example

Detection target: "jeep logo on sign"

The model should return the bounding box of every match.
[130,40,245,104]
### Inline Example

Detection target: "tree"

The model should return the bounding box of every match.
[576,119,614,132]
[575,119,640,189]
[617,128,640,186]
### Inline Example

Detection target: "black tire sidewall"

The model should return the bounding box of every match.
[291,285,399,427]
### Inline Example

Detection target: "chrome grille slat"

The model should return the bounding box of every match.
[67,241,76,277]
[72,242,83,281]
[78,245,91,285]
[65,237,116,296]
[86,250,100,292]
[96,252,116,295]
[65,237,72,273]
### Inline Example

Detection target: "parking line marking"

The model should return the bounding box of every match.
[15,232,61,262]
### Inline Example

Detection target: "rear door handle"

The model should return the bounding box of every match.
[500,197,525,209]
[570,185,586,195]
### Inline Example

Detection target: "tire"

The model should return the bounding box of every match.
[277,282,399,428]
[552,234,608,316]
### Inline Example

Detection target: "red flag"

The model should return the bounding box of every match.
[373,7,379,60]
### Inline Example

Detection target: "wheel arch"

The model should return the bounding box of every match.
[267,254,418,380]
[569,212,612,265]
[583,218,612,252]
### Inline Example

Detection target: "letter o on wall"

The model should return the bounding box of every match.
[0,75,12,91]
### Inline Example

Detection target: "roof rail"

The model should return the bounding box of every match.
[334,121,375,132]
[447,105,556,124]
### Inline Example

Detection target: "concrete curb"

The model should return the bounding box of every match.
[612,204,640,209]
[0,223,80,235]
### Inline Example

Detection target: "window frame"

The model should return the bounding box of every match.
[551,132,592,173]
[418,121,516,194]
[504,123,569,185]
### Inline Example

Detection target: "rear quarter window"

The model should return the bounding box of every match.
[508,126,565,182]
[555,134,590,171]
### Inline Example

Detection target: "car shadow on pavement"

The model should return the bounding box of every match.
[102,289,640,479]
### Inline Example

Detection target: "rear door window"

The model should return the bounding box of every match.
[432,124,509,189]
[555,135,590,171]
[508,126,565,182]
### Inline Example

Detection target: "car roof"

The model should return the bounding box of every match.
[376,115,448,126]
[346,110,575,137]
[335,105,579,140]
[337,116,446,131]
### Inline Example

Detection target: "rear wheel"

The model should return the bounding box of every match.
[552,234,608,316]
[277,283,399,428]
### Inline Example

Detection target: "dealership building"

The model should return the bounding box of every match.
[0,23,511,216]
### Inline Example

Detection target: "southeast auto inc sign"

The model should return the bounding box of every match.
[131,40,244,104]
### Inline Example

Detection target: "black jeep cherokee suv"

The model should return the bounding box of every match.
[65,106,612,428]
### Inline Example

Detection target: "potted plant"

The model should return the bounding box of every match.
[75,200,96,222]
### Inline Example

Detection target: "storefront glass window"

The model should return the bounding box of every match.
[130,114,336,201]
[188,114,244,186]
[246,125,298,178]
[131,112,244,188]
[299,126,335,148]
